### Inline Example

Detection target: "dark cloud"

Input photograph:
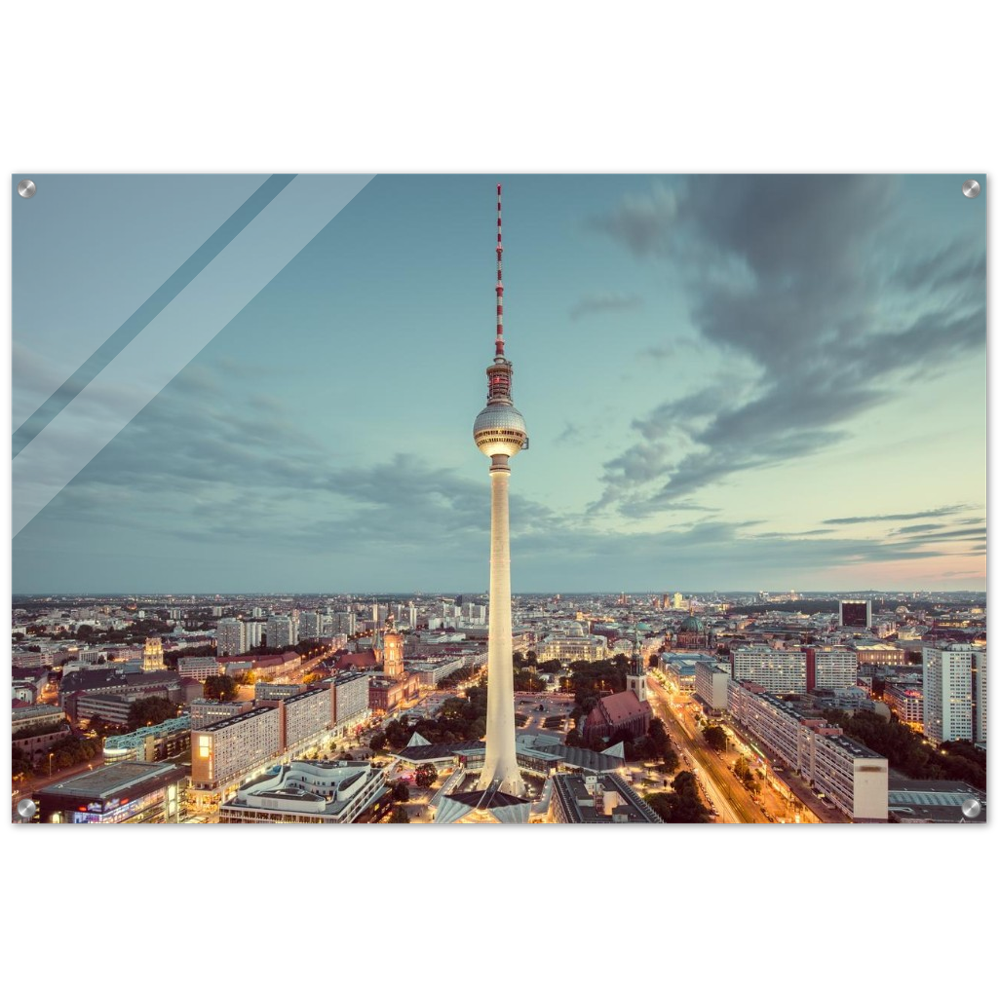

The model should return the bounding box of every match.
[591,176,985,513]
[591,184,678,256]
[569,292,642,321]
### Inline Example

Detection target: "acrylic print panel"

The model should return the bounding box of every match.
[10,174,986,827]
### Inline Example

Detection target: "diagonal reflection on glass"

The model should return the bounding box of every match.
[12,173,375,538]
[12,174,296,457]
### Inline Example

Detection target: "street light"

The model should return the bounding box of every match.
[48,752,54,778]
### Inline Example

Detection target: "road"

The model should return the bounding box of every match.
[647,677,768,824]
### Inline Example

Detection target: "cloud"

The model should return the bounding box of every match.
[637,336,698,362]
[891,527,987,543]
[589,176,985,514]
[569,292,642,321]
[824,505,971,525]
[590,184,678,256]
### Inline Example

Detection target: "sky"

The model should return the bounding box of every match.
[10,174,987,595]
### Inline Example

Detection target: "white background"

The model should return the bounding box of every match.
[0,0,997,167]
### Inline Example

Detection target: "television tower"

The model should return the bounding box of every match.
[473,184,528,796]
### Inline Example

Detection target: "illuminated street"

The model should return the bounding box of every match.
[647,676,768,823]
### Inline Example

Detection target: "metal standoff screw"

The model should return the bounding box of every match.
[961,179,981,199]
[17,179,37,199]
[16,798,37,820]
[960,797,981,819]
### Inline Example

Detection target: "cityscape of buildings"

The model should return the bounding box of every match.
[11,588,987,825]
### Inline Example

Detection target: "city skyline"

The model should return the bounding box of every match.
[12,174,987,593]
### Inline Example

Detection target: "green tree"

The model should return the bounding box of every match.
[126,696,178,730]
[644,772,710,823]
[645,792,674,822]
[388,806,410,823]
[703,725,728,752]
[415,764,437,788]
[203,675,240,702]
[369,731,387,752]
[391,782,410,802]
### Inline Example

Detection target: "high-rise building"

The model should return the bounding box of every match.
[694,660,730,712]
[244,621,264,649]
[216,618,247,657]
[267,616,297,649]
[332,611,357,636]
[839,600,872,629]
[805,646,858,692]
[407,602,418,630]
[472,184,529,798]
[299,612,330,640]
[731,645,807,694]
[142,637,164,673]
[923,644,986,745]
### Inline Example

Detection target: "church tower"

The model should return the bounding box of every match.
[626,630,648,703]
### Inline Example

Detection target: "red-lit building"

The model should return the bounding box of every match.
[583,690,652,742]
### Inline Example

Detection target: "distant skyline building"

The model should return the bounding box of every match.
[216,618,247,657]
[299,611,331,640]
[244,621,264,649]
[266,615,297,648]
[473,184,529,798]
[839,600,872,629]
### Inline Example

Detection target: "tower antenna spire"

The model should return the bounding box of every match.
[495,183,504,356]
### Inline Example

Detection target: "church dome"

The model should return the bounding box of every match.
[679,615,705,633]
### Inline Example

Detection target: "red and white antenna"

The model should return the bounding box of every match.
[495,183,504,356]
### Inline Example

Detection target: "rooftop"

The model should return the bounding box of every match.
[196,704,276,733]
[888,779,985,822]
[37,761,185,799]
[551,772,662,824]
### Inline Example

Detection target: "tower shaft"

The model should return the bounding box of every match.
[479,456,523,795]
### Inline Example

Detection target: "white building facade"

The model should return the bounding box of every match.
[731,646,807,694]
[727,681,888,821]
[923,644,987,745]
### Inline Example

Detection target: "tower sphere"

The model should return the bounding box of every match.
[473,402,528,458]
